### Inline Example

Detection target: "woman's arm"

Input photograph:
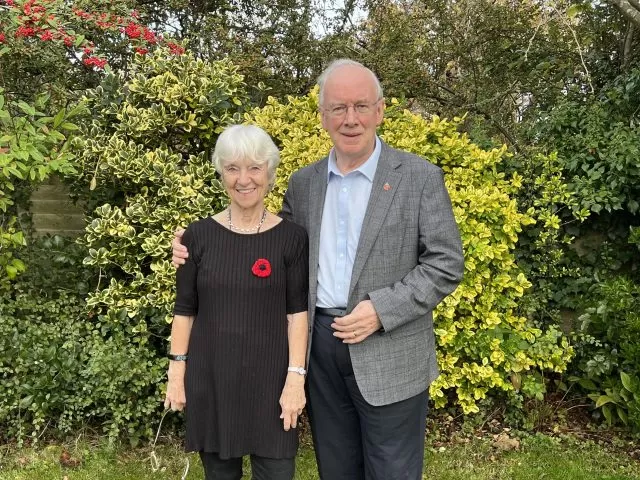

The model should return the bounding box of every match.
[279,311,308,431]
[164,314,194,411]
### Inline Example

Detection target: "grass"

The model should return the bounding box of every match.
[423,433,640,480]
[1,431,639,480]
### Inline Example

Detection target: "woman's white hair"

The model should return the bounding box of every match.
[211,124,280,186]
[317,59,384,106]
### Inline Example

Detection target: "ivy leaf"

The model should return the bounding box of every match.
[11,229,25,244]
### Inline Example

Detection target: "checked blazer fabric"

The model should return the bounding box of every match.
[281,141,464,407]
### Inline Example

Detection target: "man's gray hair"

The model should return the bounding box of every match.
[317,59,384,106]
[212,124,280,186]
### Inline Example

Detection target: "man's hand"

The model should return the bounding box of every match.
[331,300,382,344]
[171,228,188,267]
[279,373,305,431]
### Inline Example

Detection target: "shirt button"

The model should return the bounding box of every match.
[342,187,347,192]
[339,253,344,258]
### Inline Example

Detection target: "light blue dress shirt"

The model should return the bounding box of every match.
[316,137,382,308]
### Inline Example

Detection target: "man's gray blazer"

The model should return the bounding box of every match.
[281,141,464,407]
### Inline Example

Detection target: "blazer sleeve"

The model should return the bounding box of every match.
[279,174,295,222]
[368,168,464,332]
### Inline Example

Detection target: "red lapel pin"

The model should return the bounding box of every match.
[383,183,391,191]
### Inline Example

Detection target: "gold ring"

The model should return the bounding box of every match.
[353,331,357,338]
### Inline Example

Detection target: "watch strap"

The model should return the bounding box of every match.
[168,353,188,361]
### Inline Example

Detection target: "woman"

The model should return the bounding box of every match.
[164,124,309,480]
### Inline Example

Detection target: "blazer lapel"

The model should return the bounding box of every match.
[308,158,328,311]
[347,144,402,307]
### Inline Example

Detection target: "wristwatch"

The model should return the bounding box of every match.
[287,366,306,376]
[168,353,188,361]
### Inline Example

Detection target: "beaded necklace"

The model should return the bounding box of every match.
[227,208,267,233]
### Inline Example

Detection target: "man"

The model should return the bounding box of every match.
[173,59,464,479]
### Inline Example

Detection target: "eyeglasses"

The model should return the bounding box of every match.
[322,100,381,118]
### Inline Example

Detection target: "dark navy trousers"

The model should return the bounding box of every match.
[307,312,429,480]
[199,452,294,480]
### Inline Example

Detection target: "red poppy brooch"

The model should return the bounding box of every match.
[252,258,271,278]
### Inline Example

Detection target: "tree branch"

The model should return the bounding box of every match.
[622,21,636,70]
[608,0,640,28]
[432,83,523,153]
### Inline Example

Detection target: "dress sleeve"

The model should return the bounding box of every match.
[285,227,309,315]
[173,225,199,316]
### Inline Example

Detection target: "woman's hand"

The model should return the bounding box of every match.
[279,373,306,431]
[164,362,187,411]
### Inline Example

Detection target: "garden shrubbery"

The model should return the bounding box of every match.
[250,95,573,413]
[1,50,247,443]
[2,48,638,442]
[0,89,81,290]
[571,276,640,431]
[1,52,577,442]
[527,70,640,430]
[0,235,167,444]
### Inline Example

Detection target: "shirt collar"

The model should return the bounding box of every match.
[327,136,381,183]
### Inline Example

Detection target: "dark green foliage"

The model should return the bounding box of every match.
[3,51,253,446]
[571,277,640,430]
[2,0,640,441]
[128,0,342,102]
[0,236,166,444]
[526,65,640,319]
[531,81,640,217]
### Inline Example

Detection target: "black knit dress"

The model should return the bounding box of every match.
[174,217,309,459]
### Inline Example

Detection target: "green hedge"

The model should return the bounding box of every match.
[0,236,164,444]
[1,51,578,442]
[250,95,573,413]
